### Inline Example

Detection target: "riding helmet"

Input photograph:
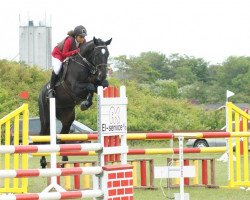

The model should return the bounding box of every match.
[73,25,87,37]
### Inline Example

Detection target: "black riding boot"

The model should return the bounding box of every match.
[48,71,58,98]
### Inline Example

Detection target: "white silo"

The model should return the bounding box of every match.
[19,19,52,70]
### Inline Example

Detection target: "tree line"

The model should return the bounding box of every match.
[111,52,250,104]
[1,54,240,131]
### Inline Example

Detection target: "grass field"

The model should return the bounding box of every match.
[1,140,250,200]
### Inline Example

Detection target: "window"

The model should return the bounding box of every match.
[29,119,41,135]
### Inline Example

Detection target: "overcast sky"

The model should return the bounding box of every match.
[1,0,250,64]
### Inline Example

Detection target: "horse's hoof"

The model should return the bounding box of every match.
[102,80,109,88]
[80,101,92,111]
[61,163,65,168]
[61,156,68,168]
[40,158,47,169]
[80,101,89,111]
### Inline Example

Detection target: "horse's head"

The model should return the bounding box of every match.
[93,37,112,81]
[80,37,112,82]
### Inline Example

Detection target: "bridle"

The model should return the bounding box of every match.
[71,45,108,75]
[74,53,97,74]
[93,45,108,68]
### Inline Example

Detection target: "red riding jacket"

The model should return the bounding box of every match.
[52,36,85,62]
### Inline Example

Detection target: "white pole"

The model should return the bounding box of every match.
[97,86,104,167]
[226,93,230,179]
[217,90,235,163]
[226,90,234,178]
[50,97,57,184]
[179,136,184,200]
[120,86,127,165]
[42,98,65,193]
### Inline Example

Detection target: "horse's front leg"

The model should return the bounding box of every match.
[94,79,109,92]
[100,79,109,88]
[80,83,95,111]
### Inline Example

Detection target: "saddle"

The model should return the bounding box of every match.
[52,58,88,104]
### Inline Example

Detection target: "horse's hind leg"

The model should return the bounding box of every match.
[38,88,51,136]
[38,88,51,168]
[57,108,75,167]
[40,156,47,169]
[60,119,73,165]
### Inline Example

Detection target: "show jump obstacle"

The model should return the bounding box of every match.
[226,102,250,189]
[0,104,29,193]
[0,86,133,200]
[1,86,250,199]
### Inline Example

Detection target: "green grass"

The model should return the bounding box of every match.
[134,187,250,200]
[1,140,250,200]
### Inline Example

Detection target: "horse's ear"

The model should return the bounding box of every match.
[93,37,98,45]
[105,38,112,46]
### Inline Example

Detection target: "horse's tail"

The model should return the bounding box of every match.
[38,83,50,136]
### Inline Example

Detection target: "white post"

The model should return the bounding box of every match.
[217,90,235,163]
[41,97,65,193]
[178,136,184,200]
[97,86,104,167]
[50,97,57,185]
[226,90,234,180]
[225,95,230,179]
[120,86,127,165]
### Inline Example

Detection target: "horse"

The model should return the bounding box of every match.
[38,37,112,168]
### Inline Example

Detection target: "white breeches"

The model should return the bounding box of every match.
[52,57,62,75]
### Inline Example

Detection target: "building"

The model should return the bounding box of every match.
[19,20,52,70]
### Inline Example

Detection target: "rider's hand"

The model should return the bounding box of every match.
[71,48,80,55]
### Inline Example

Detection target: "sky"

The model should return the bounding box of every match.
[1,0,250,64]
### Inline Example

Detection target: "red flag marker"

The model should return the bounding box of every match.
[19,91,29,99]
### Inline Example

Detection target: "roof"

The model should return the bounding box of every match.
[203,103,249,111]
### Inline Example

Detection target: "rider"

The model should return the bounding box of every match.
[48,25,87,97]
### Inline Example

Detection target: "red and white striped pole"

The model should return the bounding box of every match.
[0,166,102,178]
[0,143,102,154]
[0,190,103,200]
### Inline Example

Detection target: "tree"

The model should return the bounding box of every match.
[166,54,209,85]
[151,79,178,98]
[174,67,197,87]
[112,54,161,83]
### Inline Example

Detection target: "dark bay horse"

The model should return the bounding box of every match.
[38,37,112,168]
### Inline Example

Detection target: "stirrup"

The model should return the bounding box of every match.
[47,89,55,98]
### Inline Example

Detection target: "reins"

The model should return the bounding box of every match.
[71,44,108,74]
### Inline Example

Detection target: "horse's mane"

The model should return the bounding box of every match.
[80,40,94,55]
[80,38,107,54]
